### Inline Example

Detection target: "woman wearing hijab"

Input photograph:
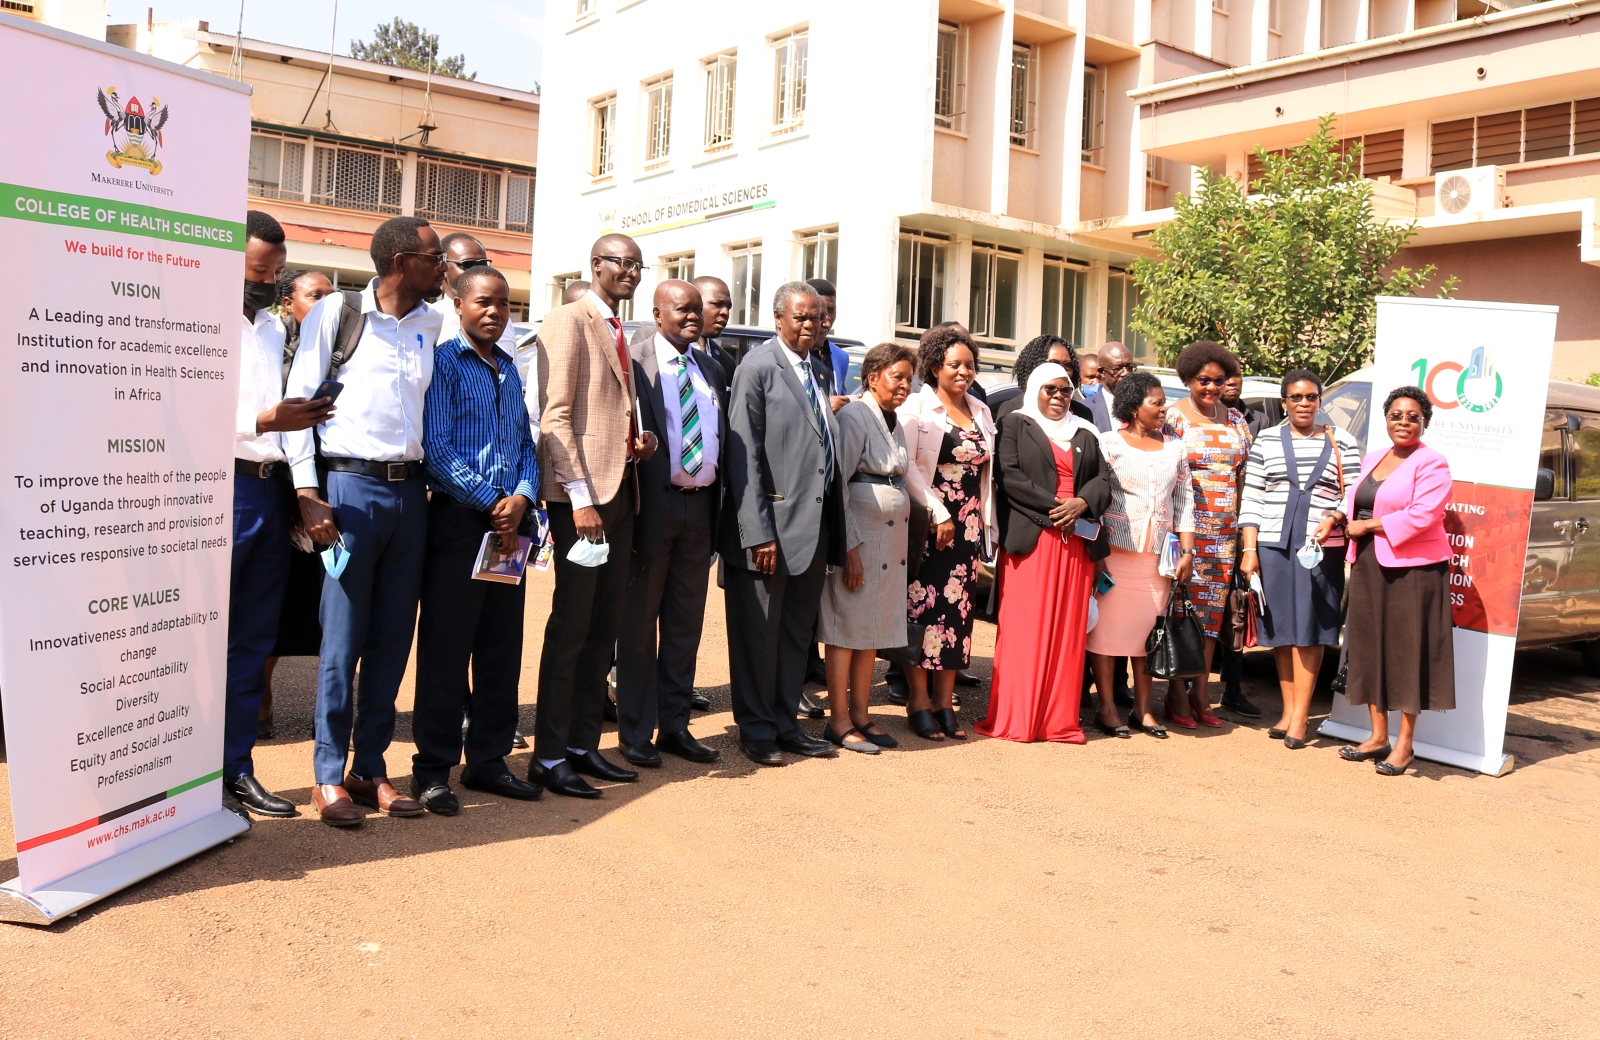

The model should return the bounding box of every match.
[978,363,1110,743]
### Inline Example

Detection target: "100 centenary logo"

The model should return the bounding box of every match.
[1410,346,1504,415]
[96,87,171,175]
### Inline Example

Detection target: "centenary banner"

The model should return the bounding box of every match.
[0,15,250,921]
[1320,296,1558,776]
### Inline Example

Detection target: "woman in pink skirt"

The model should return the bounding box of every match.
[1088,372,1195,738]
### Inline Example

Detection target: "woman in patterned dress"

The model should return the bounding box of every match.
[1163,341,1251,729]
[899,326,997,741]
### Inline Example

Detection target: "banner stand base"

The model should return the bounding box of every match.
[1318,719,1514,777]
[0,809,249,926]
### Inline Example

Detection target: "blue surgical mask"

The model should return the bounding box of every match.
[1296,534,1324,570]
[565,534,610,569]
[321,533,351,579]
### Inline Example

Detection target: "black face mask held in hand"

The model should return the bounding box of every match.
[243,278,278,314]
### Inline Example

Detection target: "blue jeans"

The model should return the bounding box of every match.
[312,471,428,785]
[224,473,293,778]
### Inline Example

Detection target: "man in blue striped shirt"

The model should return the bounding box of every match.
[412,266,543,814]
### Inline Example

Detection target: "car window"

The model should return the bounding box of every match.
[1570,413,1600,500]
[1540,411,1568,499]
[1320,380,1371,453]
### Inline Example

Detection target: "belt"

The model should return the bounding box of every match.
[235,458,289,479]
[321,457,425,481]
[849,473,905,489]
[670,483,713,494]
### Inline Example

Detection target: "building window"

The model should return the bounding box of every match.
[728,241,763,326]
[771,28,808,134]
[1041,257,1088,345]
[248,131,307,201]
[1106,270,1149,360]
[415,157,502,230]
[506,173,534,234]
[310,141,403,214]
[1269,0,1280,31]
[552,271,583,310]
[799,226,838,284]
[660,251,696,280]
[1009,44,1036,148]
[1432,97,1600,173]
[895,229,950,334]
[642,73,673,167]
[935,21,966,131]
[575,0,596,18]
[704,51,737,151]
[969,242,1021,345]
[590,93,616,179]
[1081,65,1103,162]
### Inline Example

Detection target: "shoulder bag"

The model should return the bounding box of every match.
[1144,585,1208,679]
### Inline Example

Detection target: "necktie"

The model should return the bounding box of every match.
[672,355,703,478]
[606,317,634,459]
[801,358,834,486]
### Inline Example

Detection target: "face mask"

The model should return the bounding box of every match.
[565,534,610,569]
[1296,534,1324,570]
[1082,384,1101,397]
[243,278,278,313]
[321,533,351,579]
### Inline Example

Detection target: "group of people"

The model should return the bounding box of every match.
[224,213,1461,827]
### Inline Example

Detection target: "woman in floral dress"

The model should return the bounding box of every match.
[899,326,997,741]
[1163,340,1252,729]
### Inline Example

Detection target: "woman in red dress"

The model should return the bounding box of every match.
[979,363,1110,743]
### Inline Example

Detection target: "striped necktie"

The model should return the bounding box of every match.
[800,357,834,485]
[671,354,703,477]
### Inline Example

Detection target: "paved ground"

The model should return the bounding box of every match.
[3,569,1600,1039]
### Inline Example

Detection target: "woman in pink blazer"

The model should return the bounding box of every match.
[1320,386,1456,776]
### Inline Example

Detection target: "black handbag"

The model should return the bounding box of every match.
[877,623,928,669]
[905,501,932,578]
[1144,585,1209,679]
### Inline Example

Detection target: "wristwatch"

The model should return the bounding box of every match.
[1178,548,1195,557]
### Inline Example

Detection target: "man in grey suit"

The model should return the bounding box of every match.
[615,280,726,768]
[720,281,845,766]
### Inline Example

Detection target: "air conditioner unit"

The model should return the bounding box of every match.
[1434,166,1505,219]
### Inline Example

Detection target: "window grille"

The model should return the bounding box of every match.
[935,22,966,131]
[310,141,402,214]
[729,241,763,326]
[771,29,808,134]
[1010,44,1036,148]
[643,74,673,165]
[1431,97,1600,173]
[969,242,1021,344]
[506,173,534,234]
[591,94,616,178]
[415,157,502,230]
[704,52,737,150]
[660,251,696,280]
[248,131,307,201]
[1081,65,1103,161]
[1041,257,1088,346]
[799,227,838,284]
[895,229,949,333]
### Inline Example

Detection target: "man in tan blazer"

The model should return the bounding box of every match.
[531,233,657,799]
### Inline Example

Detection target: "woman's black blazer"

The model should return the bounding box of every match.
[996,415,1111,560]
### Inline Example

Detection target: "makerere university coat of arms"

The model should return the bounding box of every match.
[97,87,170,174]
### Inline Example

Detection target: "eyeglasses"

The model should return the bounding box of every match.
[448,256,492,270]
[1103,363,1137,375]
[595,254,644,274]
[1387,411,1422,424]
[1193,375,1226,388]
[1039,385,1073,399]
[397,250,447,267]
[1285,392,1321,404]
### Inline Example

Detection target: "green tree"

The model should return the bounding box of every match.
[1130,116,1453,381]
[351,18,474,81]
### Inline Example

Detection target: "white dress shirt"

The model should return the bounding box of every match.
[653,332,719,487]
[236,309,288,464]
[778,338,832,439]
[284,280,441,489]
[562,289,625,510]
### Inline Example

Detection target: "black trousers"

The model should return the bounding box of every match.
[412,498,526,787]
[723,530,828,744]
[535,484,636,761]
[615,488,715,746]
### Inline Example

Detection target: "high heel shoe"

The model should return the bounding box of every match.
[908,709,945,741]
[1187,689,1223,728]
[1129,710,1167,739]
[934,707,967,740]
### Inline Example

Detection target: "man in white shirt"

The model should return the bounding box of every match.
[225,211,335,819]
[614,280,725,768]
[283,216,445,826]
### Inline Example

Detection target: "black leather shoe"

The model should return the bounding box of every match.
[460,768,542,800]
[776,732,838,758]
[955,669,981,688]
[224,775,297,818]
[740,740,785,766]
[529,759,602,799]
[1221,687,1262,718]
[657,729,720,763]
[411,781,461,815]
[566,749,639,783]
[621,741,663,768]
[688,691,711,711]
[885,667,909,706]
[796,691,826,719]
[510,730,529,750]
[603,696,619,723]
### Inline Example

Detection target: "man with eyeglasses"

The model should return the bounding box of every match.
[531,233,659,799]
[1077,341,1135,433]
[284,215,446,826]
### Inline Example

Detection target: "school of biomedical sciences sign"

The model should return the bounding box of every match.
[1319,296,1558,776]
[0,14,250,925]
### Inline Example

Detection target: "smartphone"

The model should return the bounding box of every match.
[1095,570,1116,596]
[1073,517,1102,541]
[311,379,344,404]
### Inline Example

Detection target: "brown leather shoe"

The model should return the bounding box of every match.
[313,784,365,827]
[344,774,425,817]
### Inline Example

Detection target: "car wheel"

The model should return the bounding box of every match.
[1581,641,1600,677]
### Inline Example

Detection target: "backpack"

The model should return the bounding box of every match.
[280,289,365,391]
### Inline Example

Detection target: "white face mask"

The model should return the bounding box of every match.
[565,534,610,568]
[1296,534,1324,570]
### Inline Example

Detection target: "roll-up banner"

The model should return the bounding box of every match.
[1319,296,1558,776]
[0,15,250,925]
